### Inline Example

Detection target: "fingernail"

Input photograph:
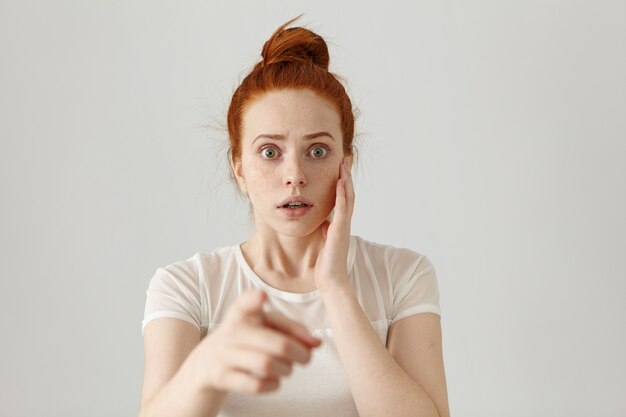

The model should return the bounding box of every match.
[297,328,318,341]
[297,328,312,339]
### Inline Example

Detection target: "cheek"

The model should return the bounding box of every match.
[242,160,340,205]
[244,165,263,181]
[317,165,339,202]
[242,163,275,192]
[238,164,271,210]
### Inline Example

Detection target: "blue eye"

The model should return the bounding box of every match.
[310,146,328,158]
[260,147,279,159]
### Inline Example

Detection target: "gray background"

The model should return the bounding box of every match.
[1,1,624,416]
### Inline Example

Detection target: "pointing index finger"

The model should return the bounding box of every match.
[263,310,322,348]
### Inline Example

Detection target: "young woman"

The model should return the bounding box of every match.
[139,15,450,417]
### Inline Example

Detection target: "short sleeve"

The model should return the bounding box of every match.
[390,252,441,324]
[141,262,203,336]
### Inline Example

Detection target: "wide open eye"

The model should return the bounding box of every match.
[309,145,328,158]
[260,147,279,159]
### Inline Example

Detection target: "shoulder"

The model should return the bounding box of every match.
[143,244,240,332]
[165,245,235,271]
[149,245,237,288]
[351,235,432,278]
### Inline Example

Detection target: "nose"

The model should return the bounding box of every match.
[283,157,307,187]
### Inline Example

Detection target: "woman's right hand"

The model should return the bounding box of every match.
[190,288,322,395]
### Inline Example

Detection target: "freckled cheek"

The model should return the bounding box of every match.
[242,162,339,206]
[240,164,278,211]
[243,164,276,192]
[317,166,340,206]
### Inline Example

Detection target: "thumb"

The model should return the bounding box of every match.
[231,288,267,321]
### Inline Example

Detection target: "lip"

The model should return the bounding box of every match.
[278,205,313,217]
[277,196,314,208]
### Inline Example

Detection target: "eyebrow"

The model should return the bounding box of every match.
[252,131,335,146]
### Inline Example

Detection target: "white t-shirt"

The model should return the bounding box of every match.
[142,234,441,417]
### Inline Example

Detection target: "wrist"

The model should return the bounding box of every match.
[182,343,230,399]
[317,277,352,298]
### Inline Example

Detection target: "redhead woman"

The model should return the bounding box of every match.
[138,14,450,417]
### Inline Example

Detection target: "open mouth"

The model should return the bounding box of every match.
[282,202,310,209]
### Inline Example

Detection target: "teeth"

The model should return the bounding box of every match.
[285,202,306,207]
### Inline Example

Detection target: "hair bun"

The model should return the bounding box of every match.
[227,14,356,172]
[256,15,330,71]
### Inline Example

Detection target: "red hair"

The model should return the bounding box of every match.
[227,14,357,167]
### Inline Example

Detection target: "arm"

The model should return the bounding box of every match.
[315,159,448,416]
[138,291,321,417]
[320,285,444,417]
[386,313,450,417]
[137,318,228,417]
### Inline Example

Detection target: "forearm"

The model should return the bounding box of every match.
[138,349,228,417]
[320,283,440,417]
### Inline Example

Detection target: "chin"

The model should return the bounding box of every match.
[256,207,332,237]
[276,223,319,238]
[270,215,326,238]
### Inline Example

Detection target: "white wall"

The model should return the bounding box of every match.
[1,1,624,416]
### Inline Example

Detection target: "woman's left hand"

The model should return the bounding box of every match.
[314,157,355,293]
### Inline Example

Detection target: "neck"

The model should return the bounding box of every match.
[241,228,325,280]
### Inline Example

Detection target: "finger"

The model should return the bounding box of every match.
[221,369,280,394]
[343,158,355,217]
[235,325,312,364]
[229,288,267,321]
[227,348,292,379]
[263,310,322,348]
[332,178,347,224]
[331,159,347,222]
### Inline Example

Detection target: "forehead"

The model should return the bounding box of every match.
[241,89,341,141]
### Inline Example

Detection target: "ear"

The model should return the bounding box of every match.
[230,157,248,194]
